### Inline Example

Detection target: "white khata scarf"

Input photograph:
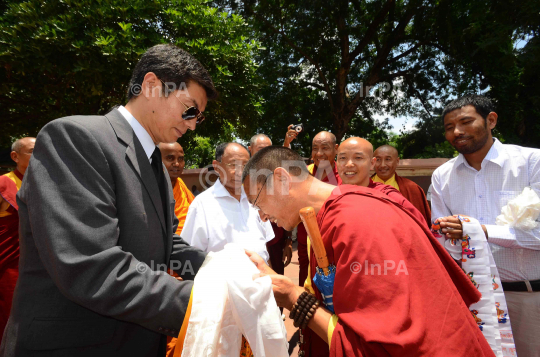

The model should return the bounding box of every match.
[443,216,517,357]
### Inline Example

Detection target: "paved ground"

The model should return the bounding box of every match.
[283,241,301,356]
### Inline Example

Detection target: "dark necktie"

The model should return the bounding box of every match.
[151,147,168,219]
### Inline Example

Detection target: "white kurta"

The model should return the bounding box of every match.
[181,179,274,262]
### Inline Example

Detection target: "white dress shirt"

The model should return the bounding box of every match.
[431,138,540,281]
[118,105,155,162]
[181,179,274,262]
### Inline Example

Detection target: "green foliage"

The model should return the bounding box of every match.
[0,0,263,167]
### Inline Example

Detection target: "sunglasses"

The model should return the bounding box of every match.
[159,79,205,125]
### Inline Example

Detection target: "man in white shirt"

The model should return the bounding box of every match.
[431,94,540,357]
[182,142,274,262]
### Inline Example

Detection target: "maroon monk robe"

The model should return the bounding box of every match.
[301,185,494,357]
[368,180,429,228]
[394,173,431,227]
[0,176,20,342]
[297,164,342,286]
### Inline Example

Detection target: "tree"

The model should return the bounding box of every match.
[398,0,540,157]
[0,0,263,167]
[217,0,474,144]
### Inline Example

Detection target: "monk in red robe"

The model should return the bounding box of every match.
[0,137,35,342]
[249,134,293,275]
[243,146,494,357]
[372,145,431,226]
[297,131,342,286]
[337,137,428,227]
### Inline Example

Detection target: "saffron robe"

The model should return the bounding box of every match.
[172,177,195,236]
[0,173,21,342]
[298,164,342,285]
[167,177,195,357]
[303,185,494,357]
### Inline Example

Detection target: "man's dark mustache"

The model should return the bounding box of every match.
[453,135,473,143]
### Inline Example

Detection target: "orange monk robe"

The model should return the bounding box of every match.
[166,177,195,357]
[172,178,195,235]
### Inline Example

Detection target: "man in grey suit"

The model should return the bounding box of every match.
[0,44,216,356]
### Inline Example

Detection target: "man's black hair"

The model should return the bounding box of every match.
[442,95,495,121]
[127,44,217,101]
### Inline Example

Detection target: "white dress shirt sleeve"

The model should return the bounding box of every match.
[430,169,453,223]
[485,154,540,250]
[180,200,209,252]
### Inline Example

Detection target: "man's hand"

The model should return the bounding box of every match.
[283,125,299,148]
[436,215,489,239]
[282,238,293,267]
[246,249,276,275]
[264,274,304,310]
[246,249,303,310]
[436,215,463,240]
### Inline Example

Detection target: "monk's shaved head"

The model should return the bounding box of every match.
[158,142,183,152]
[339,137,374,159]
[373,144,400,181]
[158,142,185,182]
[313,131,336,145]
[10,136,36,175]
[374,145,398,158]
[336,137,374,186]
[311,131,338,169]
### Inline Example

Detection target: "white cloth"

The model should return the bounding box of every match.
[181,244,288,357]
[117,105,156,162]
[431,138,540,281]
[496,187,540,230]
[505,291,540,357]
[181,179,274,262]
[444,216,516,357]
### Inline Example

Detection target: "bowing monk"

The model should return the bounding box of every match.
[297,131,341,286]
[372,145,431,226]
[243,146,494,357]
[0,137,35,341]
[336,137,428,227]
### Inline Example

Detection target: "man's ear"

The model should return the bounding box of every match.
[212,160,221,175]
[141,72,160,100]
[10,151,18,164]
[486,112,498,130]
[274,167,292,194]
[370,157,376,170]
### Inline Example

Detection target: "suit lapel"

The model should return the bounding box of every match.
[105,109,167,235]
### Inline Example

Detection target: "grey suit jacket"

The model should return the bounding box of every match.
[0,109,206,356]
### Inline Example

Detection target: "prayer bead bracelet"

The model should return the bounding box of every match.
[289,291,320,329]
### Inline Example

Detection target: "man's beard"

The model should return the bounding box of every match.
[453,130,490,155]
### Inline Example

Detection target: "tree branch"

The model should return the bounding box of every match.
[348,0,395,67]
[247,9,335,112]
[385,42,425,65]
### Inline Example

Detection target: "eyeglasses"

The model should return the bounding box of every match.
[252,172,273,210]
[159,79,205,125]
[222,162,247,171]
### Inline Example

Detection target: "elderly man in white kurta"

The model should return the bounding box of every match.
[182,142,274,262]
